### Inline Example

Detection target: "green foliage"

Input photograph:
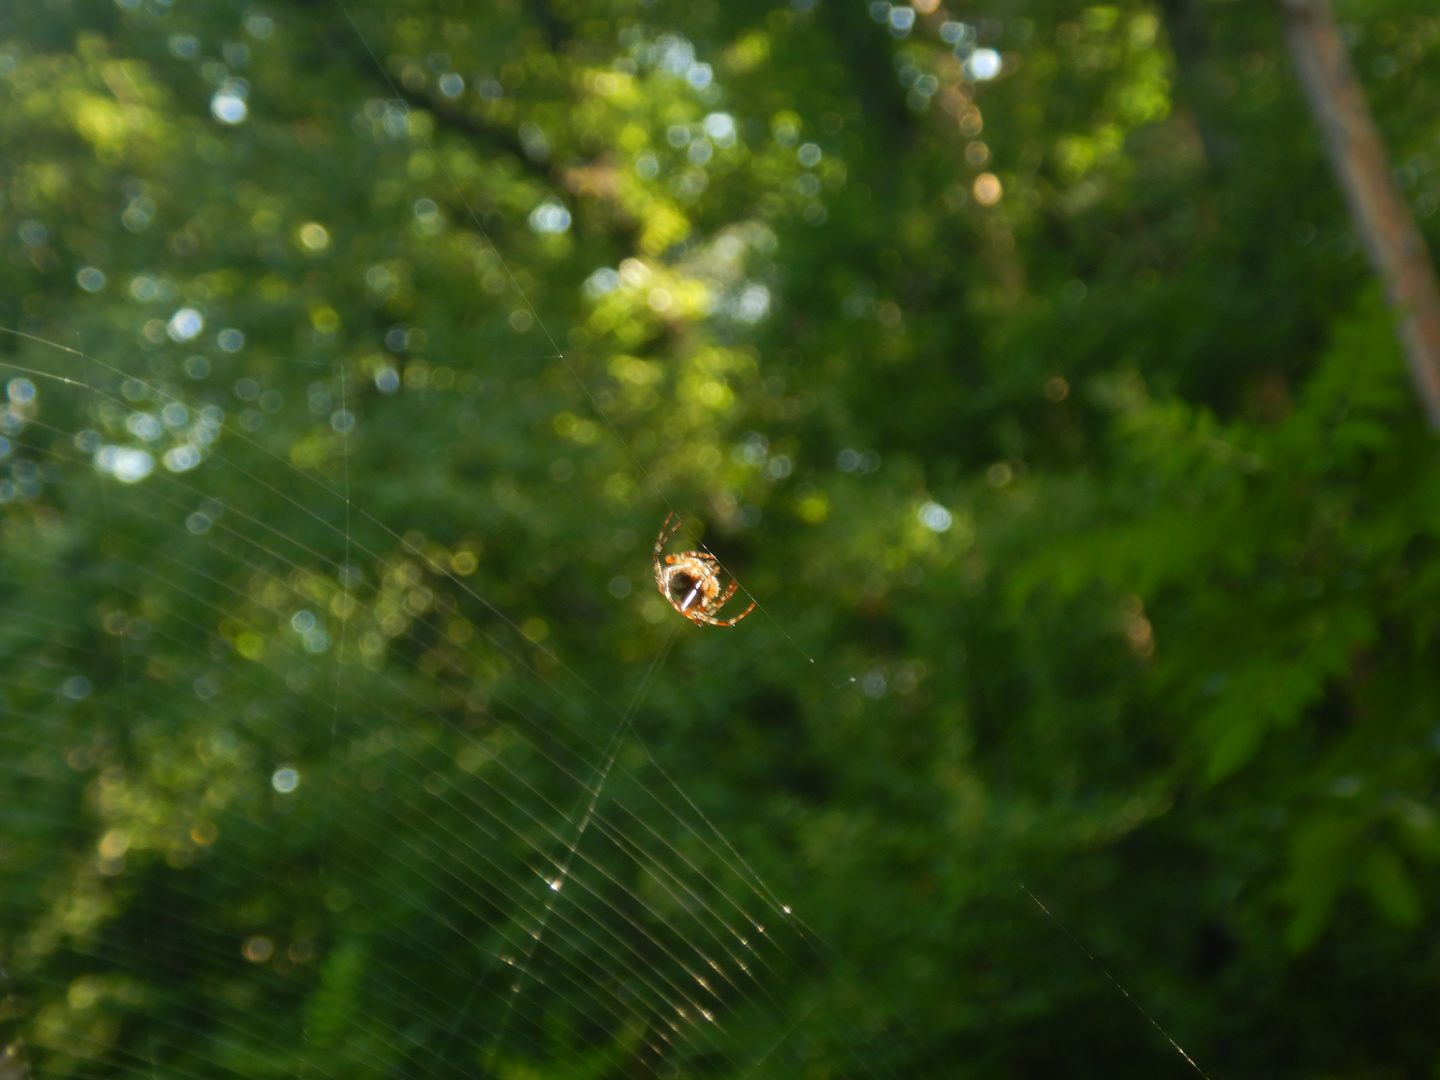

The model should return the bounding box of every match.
[3,0,1440,1078]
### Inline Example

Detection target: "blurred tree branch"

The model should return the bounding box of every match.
[389,83,539,177]
[1280,0,1440,429]
[1158,0,1236,170]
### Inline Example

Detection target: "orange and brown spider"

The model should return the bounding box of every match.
[652,512,756,627]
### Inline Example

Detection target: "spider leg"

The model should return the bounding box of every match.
[705,578,739,612]
[703,580,748,620]
[654,512,683,555]
[693,598,756,627]
[718,603,757,626]
[655,514,686,597]
[665,551,719,568]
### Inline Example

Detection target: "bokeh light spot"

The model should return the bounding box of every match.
[972,173,1003,206]
[918,501,953,532]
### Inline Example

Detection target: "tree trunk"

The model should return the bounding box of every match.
[1279,0,1440,429]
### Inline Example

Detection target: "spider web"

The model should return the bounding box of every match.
[0,3,1214,1079]
[0,9,905,1080]
[0,336,892,1079]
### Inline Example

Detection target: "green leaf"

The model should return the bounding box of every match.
[1199,604,1374,782]
[1359,847,1423,929]
[1282,813,1363,953]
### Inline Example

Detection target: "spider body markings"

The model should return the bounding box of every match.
[652,512,756,627]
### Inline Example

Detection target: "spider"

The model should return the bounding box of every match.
[652,512,756,628]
